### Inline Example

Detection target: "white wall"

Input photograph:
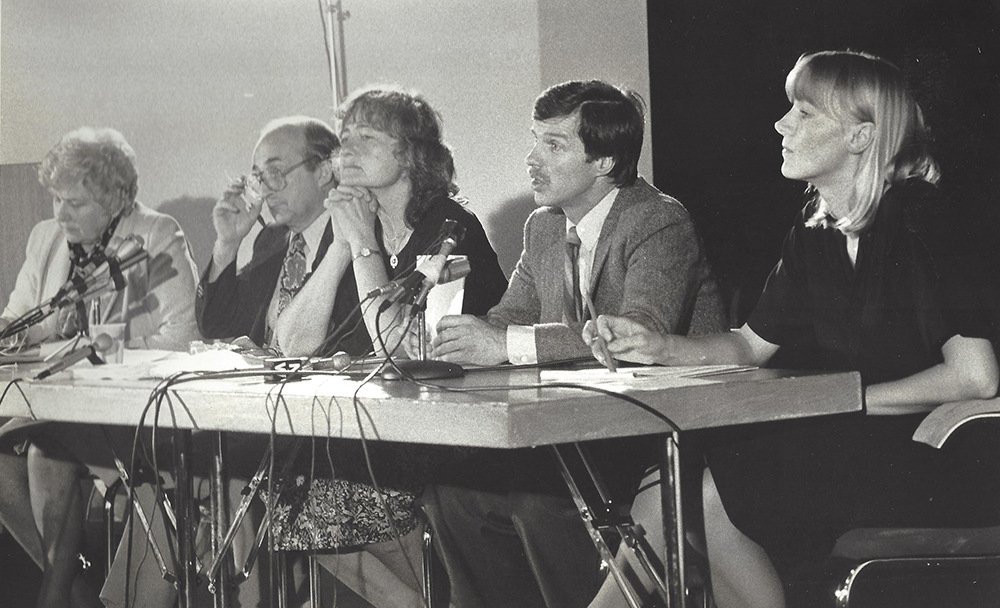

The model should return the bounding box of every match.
[1,0,650,273]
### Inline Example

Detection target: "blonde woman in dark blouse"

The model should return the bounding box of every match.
[584,51,999,608]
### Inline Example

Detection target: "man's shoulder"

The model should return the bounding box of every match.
[618,177,684,211]
[524,204,565,229]
[613,177,691,230]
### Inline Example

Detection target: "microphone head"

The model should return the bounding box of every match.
[330,351,351,370]
[105,235,145,255]
[439,219,466,244]
[310,351,352,371]
[92,333,115,352]
[115,235,145,257]
[440,256,471,283]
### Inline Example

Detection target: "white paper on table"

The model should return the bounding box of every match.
[417,254,467,340]
[66,350,260,381]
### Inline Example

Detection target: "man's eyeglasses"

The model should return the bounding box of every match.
[246,156,319,197]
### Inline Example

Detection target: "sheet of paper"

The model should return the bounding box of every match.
[65,349,259,381]
[418,255,466,340]
[540,364,757,391]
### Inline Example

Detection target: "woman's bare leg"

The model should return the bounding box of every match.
[27,442,102,608]
[587,470,665,608]
[702,468,784,608]
[0,451,45,569]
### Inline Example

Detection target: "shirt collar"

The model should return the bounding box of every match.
[568,187,618,251]
[295,209,331,257]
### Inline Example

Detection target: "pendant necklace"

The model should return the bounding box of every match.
[381,215,411,269]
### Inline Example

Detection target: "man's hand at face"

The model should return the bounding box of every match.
[431,314,508,366]
[209,178,265,275]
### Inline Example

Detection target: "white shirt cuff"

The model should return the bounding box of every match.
[506,325,537,365]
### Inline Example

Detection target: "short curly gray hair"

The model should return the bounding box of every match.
[38,127,139,215]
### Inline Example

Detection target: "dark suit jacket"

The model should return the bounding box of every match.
[196,219,369,356]
[487,177,726,362]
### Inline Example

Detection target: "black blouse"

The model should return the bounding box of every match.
[327,196,508,356]
[748,179,994,385]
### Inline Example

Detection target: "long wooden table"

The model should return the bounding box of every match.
[1,359,863,607]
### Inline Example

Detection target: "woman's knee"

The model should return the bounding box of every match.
[701,468,728,528]
[26,441,86,479]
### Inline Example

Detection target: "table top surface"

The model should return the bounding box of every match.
[1,354,863,448]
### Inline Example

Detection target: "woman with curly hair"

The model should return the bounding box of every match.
[273,85,507,356]
[0,127,199,608]
[268,86,507,607]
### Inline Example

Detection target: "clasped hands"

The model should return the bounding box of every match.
[324,185,380,257]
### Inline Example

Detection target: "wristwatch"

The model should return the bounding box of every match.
[353,246,378,261]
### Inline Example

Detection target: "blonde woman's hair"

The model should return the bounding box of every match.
[786,50,940,233]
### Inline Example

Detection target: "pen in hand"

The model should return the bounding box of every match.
[582,291,617,372]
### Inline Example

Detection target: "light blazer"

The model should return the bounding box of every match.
[2,202,200,350]
[487,177,725,362]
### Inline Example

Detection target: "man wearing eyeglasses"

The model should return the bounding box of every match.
[196,116,355,354]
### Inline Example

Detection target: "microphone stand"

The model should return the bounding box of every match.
[380,300,465,381]
[0,279,118,342]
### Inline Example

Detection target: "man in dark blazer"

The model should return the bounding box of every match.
[191,116,359,605]
[425,81,726,608]
[196,115,366,355]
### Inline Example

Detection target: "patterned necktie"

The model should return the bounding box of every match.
[564,226,584,323]
[276,232,307,317]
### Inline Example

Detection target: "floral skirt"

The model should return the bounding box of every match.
[262,440,471,551]
[268,475,419,550]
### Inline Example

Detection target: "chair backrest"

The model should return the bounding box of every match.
[830,398,1000,608]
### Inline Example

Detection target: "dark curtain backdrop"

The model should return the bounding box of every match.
[647,0,1000,326]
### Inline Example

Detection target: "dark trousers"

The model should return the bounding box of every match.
[422,480,602,608]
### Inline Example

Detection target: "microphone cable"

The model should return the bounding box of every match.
[347,322,426,601]
[308,227,451,360]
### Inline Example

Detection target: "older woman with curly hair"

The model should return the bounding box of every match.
[1,127,199,349]
[0,127,199,608]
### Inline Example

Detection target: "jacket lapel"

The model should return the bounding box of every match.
[40,237,72,308]
[588,185,631,293]
[312,219,334,273]
[541,230,568,320]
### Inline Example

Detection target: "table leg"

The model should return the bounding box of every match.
[552,445,645,608]
[174,428,197,608]
[662,431,686,608]
[211,431,232,607]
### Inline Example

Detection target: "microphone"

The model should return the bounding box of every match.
[412,255,472,310]
[373,220,467,306]
[437,256,471,285]
[35,333,114,380]
[51,236,148,309]
[309,351,353,371]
